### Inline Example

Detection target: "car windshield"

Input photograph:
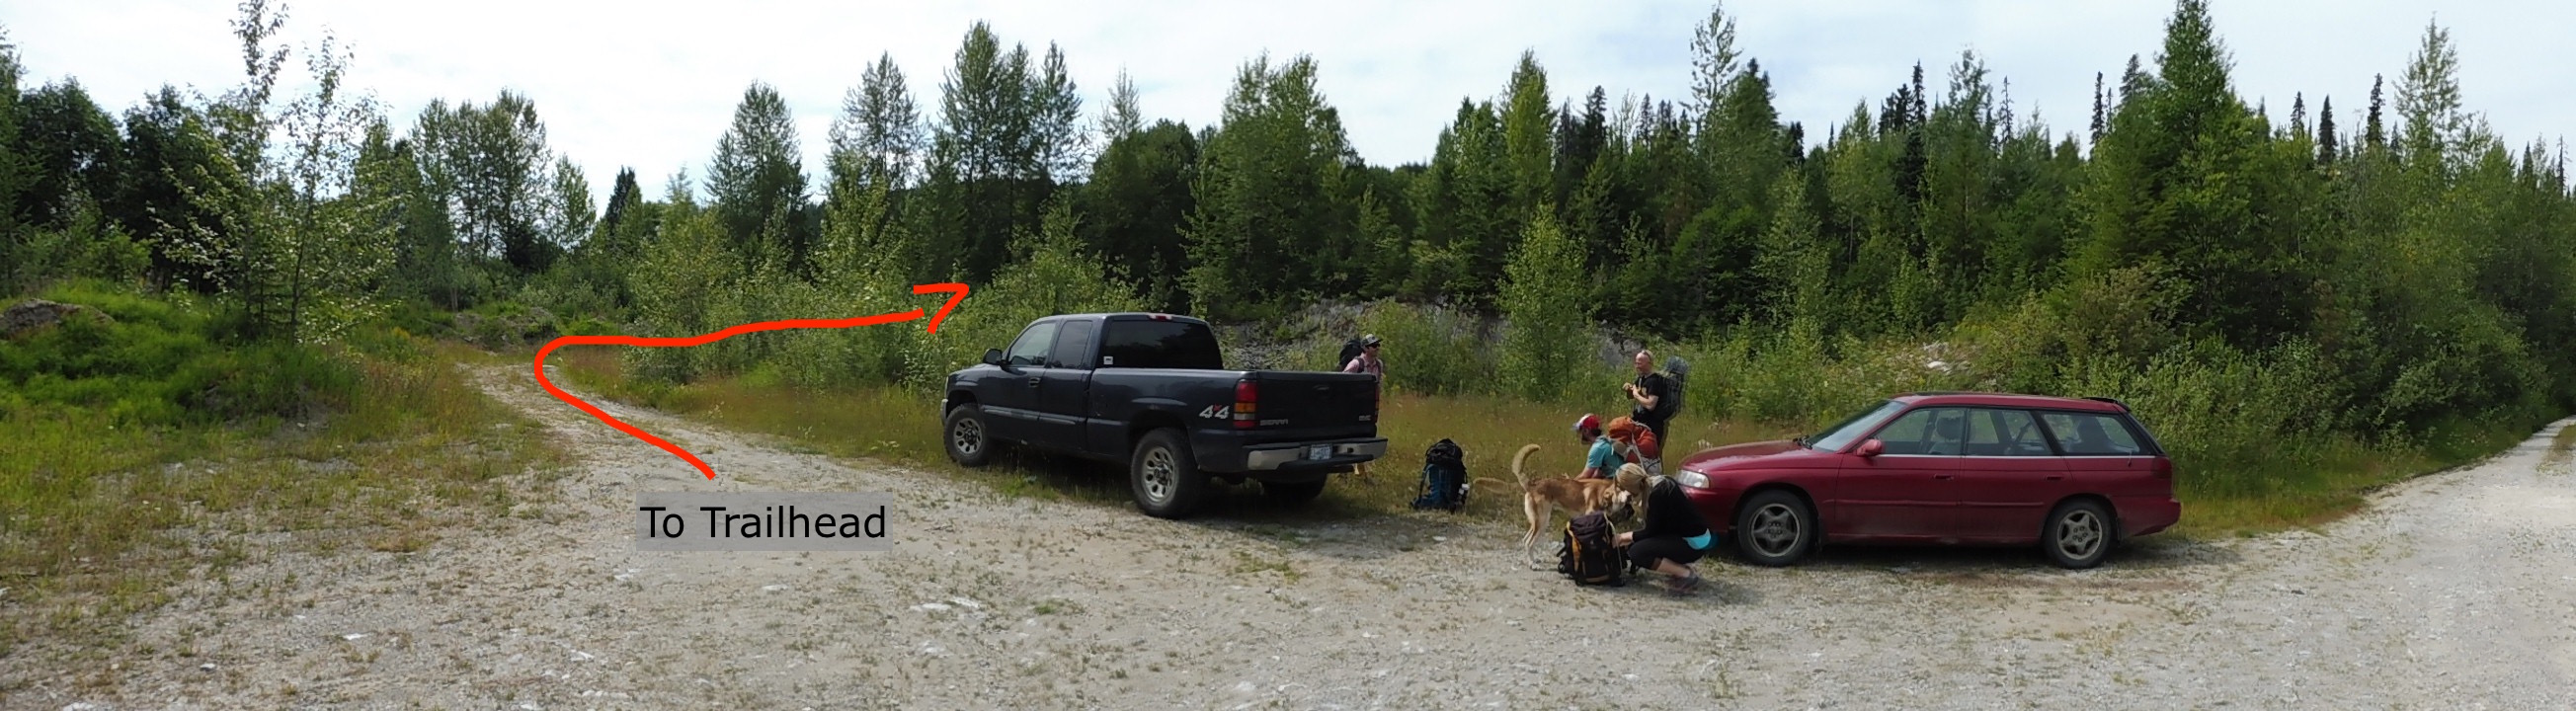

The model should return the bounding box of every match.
[1807,400,1908,452]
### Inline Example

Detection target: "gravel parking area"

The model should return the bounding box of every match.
[8,366,2571,709]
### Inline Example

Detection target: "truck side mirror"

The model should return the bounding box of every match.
[982,348,1006,367]
[1857,439,1886,458]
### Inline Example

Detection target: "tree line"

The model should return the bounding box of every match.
[5,0,2573,439]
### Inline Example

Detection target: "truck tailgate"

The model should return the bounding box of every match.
[1246,370,1377,438]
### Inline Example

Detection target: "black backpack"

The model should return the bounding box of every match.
[1659,356,1690,421]
[1336,338,1365,371]
[1556,512,1626,587]
[1409,438,1468,512]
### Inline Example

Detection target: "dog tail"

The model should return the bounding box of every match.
[1511,443,1541,489]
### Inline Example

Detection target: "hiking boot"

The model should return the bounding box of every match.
[1667,573,1704,596]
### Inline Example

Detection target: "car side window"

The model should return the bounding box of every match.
[1005,322,1060,368]
[1966,408,2052,456]
[2041,412,2144,455]
[1047,321,1098,369]
[1870,407,1966,455]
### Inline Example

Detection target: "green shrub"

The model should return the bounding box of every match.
[3,283,366,428]
[1350,302,1498,397]
[1497,210,1592,402]
[904,201,1146,390]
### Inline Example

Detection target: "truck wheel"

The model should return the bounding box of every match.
[1262,478,1328,506]
[943,404,997,467]
[1131,429,1209,519]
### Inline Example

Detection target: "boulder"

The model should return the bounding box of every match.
[2,298,111,338]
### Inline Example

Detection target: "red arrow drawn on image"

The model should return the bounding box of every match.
[531,282,970,480]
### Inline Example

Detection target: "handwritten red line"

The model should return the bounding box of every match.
[530,283,970,480]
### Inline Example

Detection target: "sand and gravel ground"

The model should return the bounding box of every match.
[9,363,2573,709]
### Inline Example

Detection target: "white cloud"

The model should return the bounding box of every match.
[11,1,2572,212]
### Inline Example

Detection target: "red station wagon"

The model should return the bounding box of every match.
[1674,392,2181,569]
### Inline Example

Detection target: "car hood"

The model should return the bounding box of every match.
[1679,439,1833,472]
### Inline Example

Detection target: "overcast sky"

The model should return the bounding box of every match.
[12,1,2572,209]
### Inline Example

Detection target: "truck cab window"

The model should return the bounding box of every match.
[1047,321,1098,369]
[1006,321,1060,367]
[1098,320,1224,369]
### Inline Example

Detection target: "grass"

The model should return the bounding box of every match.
[2167,414,2554,536]
[0,284,559,658]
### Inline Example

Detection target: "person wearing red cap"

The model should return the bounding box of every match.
[1574,413,1619,480]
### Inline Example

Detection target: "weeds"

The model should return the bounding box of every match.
[0,283,557,656]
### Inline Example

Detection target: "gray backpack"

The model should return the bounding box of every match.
[1660,356,1690,420]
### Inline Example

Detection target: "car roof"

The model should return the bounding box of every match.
[1891,391,2132,413]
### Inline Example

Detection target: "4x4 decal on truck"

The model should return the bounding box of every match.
[1198,405,1232,420]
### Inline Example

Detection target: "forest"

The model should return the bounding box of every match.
[6,0,2574,533]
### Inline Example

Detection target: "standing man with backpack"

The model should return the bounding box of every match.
[1342,335,1385,479]
[1625,350,1677,450]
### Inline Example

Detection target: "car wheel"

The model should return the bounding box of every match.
[943,404,997,467]
[1131,429,1209,519]
[1734,490,1815,567]
[2042,499,2116,569]
[1262,478,1328,506]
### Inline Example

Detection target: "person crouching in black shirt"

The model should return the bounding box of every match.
[1617,476,1712,595]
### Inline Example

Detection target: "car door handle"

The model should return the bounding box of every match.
[1933,474,1955,480]
[2046,475,2064,481]
[1026,376,1041,388]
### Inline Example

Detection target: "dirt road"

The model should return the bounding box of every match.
[10,365,2574,709]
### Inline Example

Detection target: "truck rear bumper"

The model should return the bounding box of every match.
[1217,436,1389,474]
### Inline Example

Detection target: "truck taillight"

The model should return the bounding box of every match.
[1234,379,1257,429]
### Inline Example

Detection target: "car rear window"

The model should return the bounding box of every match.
[2039,411,2147,455]
[1098,320,1224,369]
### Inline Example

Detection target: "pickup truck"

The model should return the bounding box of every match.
[940,313,1389,518]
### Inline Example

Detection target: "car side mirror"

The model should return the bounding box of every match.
[1857,439,1885,458]
[982,348,1006,367]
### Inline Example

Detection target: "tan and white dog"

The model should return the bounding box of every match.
[1477,443,1637,567]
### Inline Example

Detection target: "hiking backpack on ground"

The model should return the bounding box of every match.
[1336,338,1365,371]
[1409,438,1469,512]
[1556,512,1626,587]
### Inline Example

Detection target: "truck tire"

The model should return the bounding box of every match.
[943,404,998,467]
[1262,478,1328,506]
[1131,429,1209,519]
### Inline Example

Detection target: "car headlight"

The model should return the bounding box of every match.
[1676,470,1711,489]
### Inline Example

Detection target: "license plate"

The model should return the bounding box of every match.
[1307,444,1333,461]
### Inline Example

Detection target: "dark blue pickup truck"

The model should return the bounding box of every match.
[940,313,1388,518]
